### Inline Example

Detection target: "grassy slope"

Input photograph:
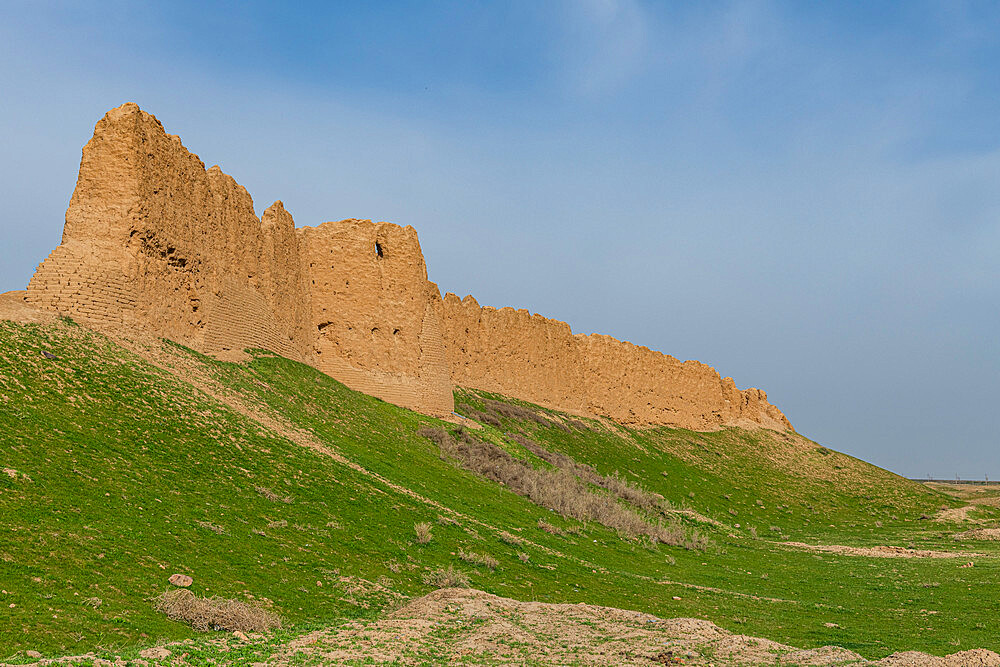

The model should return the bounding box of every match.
[1,319,997,662]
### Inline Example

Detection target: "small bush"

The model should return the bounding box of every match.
[456,403,501,427]
[458,549,499,570]
[196,520,225,535]
[419,427,708,550]
[537,519,565,536]
[153,589,281,632]
[254,485,293,504]
[423,565,471,588]
[414,522,433,544]
[499,531,524,546]
[517,552,530,562]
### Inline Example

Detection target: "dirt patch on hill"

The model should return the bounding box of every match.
[781,542,984,559]
[953,528,1000,541]
[923,482,1000,523]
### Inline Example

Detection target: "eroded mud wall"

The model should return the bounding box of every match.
[25,102,787,428]
[438,293,791,430]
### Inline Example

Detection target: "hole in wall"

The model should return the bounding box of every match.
[375,242,384,258]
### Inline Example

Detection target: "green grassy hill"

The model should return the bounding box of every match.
[1,318,996,662]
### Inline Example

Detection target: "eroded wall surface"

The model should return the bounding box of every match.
[25,103,454,417]
[299,220,452,415]
[24,102,789,430]
[439,293,791,431]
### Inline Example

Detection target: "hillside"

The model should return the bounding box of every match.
[4,314,999,663]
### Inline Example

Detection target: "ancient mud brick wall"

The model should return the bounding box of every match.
[438,293,791,431]
[25,103,453,416]
[25,102,787,428]
[299,220,453,415]
[26,103,310,362]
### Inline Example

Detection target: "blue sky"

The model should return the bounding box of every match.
[1,1,998,478]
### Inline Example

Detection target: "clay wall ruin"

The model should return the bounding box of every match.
[438,293,791,431]
[23,102,789,430]
[299,220,452,415]
[25,103,453,416]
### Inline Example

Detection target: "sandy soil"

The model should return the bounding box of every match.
[264,588,997,666]
[781,542,984,559]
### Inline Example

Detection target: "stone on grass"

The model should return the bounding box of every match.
[139,647,171,660]
[168,573,193,587]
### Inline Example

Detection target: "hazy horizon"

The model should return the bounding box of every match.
[1,1,997,479]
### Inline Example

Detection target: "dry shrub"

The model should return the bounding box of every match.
[196,520,225,535]
[254,485,293,504]
[414,522,433,544]
[537,519,565,536]
[153,589,281,632]
[499,530,523,546]
[509,434,665,513]
[419,427,708,550]
[268,519,288,529]
[422,565,471,588]
[457,402,501,428]
[470,399,571,431]
[517,552,530,562]
[458,549,499,570]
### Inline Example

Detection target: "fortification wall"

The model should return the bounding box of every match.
[26,103,310,361]
[23,102,788,429]
[25,103,453,416]
[299,220,453,415]
[439,293,791,431]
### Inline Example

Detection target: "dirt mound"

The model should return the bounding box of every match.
[953,528,1000,541]
[265,588,884,666]
[876,649,1000,666]
[782,541,985,559]
[0,291,56,324]
[5,588,996,665]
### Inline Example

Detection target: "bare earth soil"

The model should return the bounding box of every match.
[4,589,999,666]
[780,542,985,559]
